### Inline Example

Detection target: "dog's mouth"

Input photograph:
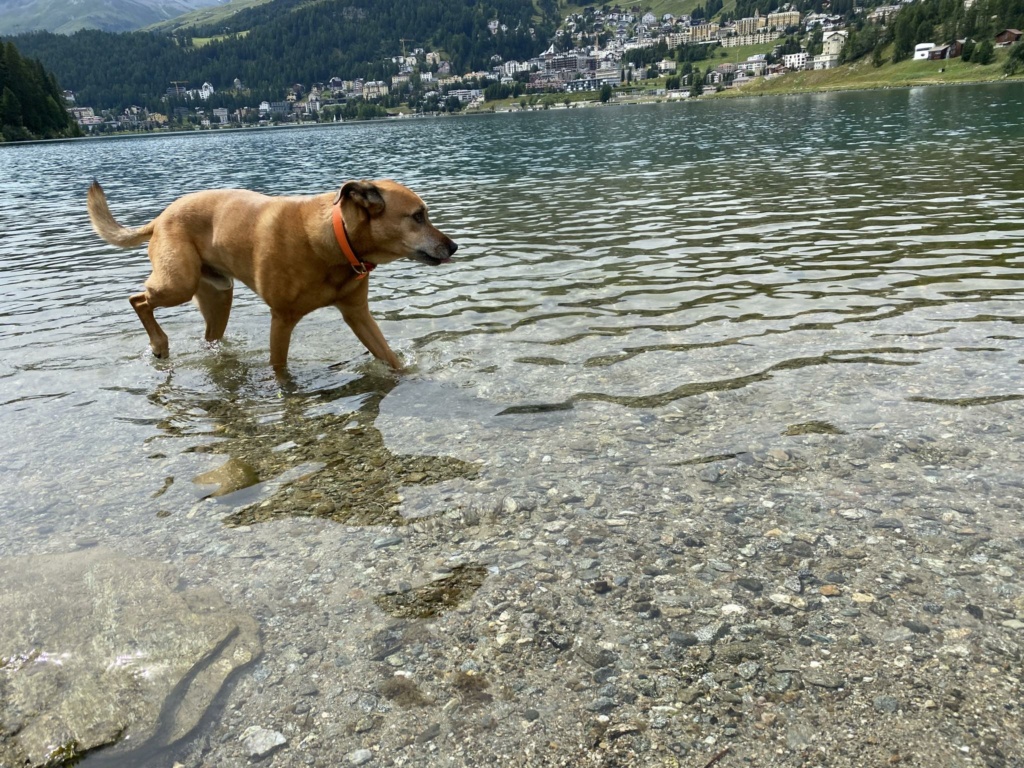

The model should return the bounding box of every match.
[411,251,453,266]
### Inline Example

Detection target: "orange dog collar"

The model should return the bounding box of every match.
[332,202,375,278]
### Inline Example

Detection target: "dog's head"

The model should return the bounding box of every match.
[337,180,458,266]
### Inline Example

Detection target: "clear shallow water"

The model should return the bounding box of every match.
[2,82,1024,768]
[2,85,1023,536]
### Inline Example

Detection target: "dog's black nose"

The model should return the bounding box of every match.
[449,241,459,256]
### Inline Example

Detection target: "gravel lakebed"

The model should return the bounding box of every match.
[60,383,1021,768]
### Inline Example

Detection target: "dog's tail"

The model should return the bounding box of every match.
[87,180,156,248]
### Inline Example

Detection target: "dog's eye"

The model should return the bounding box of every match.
[412,211,426,225]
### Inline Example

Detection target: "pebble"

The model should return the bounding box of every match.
[415,723,441,744]
[736,577,763,593]
[873,518,904,529]
[783,575,803,594]
[678,687,702,704]
[240,727,287,758]
[347,748,374,765]
[669,631,699,647]
[695,622,730,644]
[576,644,617,668]
[586,697,617,713]
[873,695,900,714]
[769,593,806,610]
[699,466,724,483]
[737,661,759,680]
[767,673,793,692]
[803,673,845,689]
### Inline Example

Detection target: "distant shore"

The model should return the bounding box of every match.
[718,52,1023,99]
[4,57,1021,148]
[472,46,1023,112]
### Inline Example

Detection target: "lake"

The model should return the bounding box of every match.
[2,84,1024,767]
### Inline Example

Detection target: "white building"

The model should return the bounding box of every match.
[503,59,534,76]
[914,42,935,60]
[822,30,848,57]
[783,52,808,70]
[447,88,482,104]
[199,82,215,100]
[742,54,768,76]
[363,81,390,98]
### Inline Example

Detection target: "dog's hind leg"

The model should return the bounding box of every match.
[194,272,234,343]
[132,233,201,358]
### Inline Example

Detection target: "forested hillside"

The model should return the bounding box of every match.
[0,40,80,140]
[7,0,560,110]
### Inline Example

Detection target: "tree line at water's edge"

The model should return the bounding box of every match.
[1,41,80,141]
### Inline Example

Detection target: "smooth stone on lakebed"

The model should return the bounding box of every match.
[0,548,260,768]
[193,456,260,497]
[240,726,287,758]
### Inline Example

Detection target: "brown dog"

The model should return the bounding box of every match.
[87,179,457,370]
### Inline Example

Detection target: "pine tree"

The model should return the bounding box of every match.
[1,40,79,141]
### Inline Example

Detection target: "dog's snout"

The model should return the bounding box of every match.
[448,240,458,256]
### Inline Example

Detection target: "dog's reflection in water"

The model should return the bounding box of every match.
[144,357,475,527]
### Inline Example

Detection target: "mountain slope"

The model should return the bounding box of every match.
[145,0,275,33]
[0,0,230,35]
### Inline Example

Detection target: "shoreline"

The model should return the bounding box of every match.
[4,68,1022,148]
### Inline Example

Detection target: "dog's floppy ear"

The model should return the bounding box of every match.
[336,180,385,217]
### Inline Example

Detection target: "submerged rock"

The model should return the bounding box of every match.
[240,726,286,758]
[0,549,260,767]
[192,456,261,497]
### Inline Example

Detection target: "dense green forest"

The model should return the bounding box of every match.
[888,0,1023,59]
[6,0,560,111]
[836,0,1024,66]
[1,40,80,141]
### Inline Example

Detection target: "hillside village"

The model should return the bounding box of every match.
[64,2,1023,132]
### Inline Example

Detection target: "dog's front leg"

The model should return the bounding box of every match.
[336,293,401,370]
[269,311,300,371]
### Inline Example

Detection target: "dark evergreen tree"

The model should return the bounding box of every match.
[1005,41,1024,73]
[0,40,79,141]
[974,38,995,64]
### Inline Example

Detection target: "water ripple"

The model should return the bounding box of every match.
[1,84,1023,521]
